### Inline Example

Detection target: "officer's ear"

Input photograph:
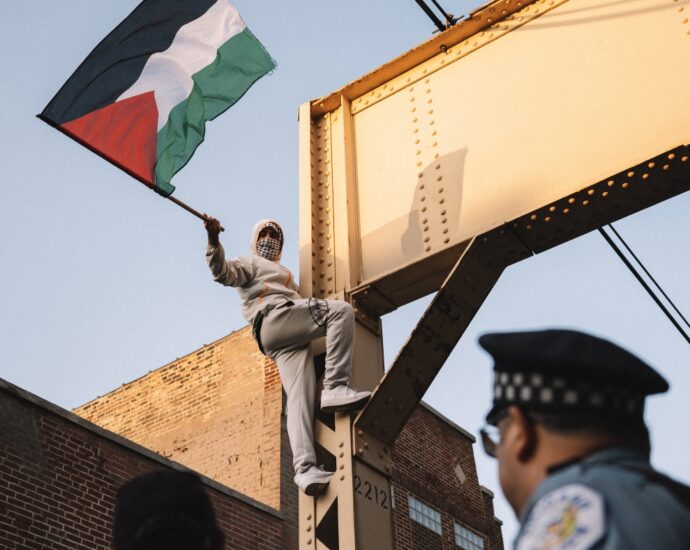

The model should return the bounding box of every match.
[506,406,537,462]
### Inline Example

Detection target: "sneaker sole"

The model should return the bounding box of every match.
[304,481,330,497]
[321,395,370,414]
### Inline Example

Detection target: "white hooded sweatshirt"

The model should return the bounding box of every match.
[206,219,301,324]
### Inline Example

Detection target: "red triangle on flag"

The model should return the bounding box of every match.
[61,91,159,185]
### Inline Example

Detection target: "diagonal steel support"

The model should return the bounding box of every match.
[354,144,690,449]
[354,227,531,446]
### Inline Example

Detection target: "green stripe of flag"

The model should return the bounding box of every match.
[154,27,276,195]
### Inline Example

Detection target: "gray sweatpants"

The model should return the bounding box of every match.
[260,299,354,474]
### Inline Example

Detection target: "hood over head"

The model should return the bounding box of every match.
[250,219,284,261]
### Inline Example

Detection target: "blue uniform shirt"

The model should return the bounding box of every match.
[514,448,690,549]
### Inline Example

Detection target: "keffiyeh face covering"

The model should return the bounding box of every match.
[256,222,283,261]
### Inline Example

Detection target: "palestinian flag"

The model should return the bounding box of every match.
[40,0,275,196]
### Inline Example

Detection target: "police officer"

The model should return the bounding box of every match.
[478,329,690,550]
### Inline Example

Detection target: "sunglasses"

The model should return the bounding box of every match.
[258,227,281,239]
[478,409,510,458]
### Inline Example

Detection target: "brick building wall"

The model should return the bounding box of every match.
[392,404,504,550]
[75,327,283,510]
[0,379,286,550]
[69,326,503,549]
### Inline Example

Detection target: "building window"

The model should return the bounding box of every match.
[407,495,442,535]
[454,522,484,550]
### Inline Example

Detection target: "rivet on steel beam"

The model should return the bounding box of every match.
[648,162,656,168]
[563,208,570,214]
[602,192,608,197]
[411,107,417,113]
[339,441,344,447]
[364,442,369,449]
[307,514,312,520]
[549,206,556,212]
[662,164,670,170]
[582,200,590,206]
[307,539,312,545]
[421,196,426,202]
[443,228,449,234]
[339,464,345,470]
[307,526,312,532]
[340,475,345,481]
[339,452,344,458]
[530,214,538,220]
[358,430,363,436]
[545,217,551,222]
[441,218,447,224]
[622,182,630,188]
[526,224,532,230]
[568,197,576,203]
[682,156,688,162]
[444,238,450,244]
[358,448,364,455]
[413,117,418,123]
[424,227,429,233]
[417,161,423,167]
[642,173,649,180]
[587,189,595,196]
[429,109,434,115]
[425,246,431,252]
[439,198,445,204]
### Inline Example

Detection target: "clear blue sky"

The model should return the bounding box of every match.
[1,0,688,545]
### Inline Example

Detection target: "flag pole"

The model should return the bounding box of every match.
[167,195,225,232]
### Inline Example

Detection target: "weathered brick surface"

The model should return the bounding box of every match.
[65,326,503,549]
[75,327,283,510]
[0,380,285,550]
[392,404,504,550]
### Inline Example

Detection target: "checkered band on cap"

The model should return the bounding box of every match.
[493,370,644,417]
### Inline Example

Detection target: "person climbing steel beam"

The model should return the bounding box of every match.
[203,216,371,496]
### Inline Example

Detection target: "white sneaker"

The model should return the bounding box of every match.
[294,466,333,496]
[320,385,372,414]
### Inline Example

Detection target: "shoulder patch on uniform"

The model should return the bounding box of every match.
[517,484,605,550]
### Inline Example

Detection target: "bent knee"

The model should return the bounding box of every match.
[330,300,353,318]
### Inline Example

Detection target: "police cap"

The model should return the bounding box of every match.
[479,329,668,424]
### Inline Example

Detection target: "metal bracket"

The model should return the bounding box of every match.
[352,428,393,476]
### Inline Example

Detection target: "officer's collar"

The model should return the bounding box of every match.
[546,446,649,474]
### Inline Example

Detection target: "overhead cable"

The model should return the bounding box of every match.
[599,225,690,345]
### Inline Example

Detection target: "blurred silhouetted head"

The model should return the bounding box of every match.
[112,470,224,550]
